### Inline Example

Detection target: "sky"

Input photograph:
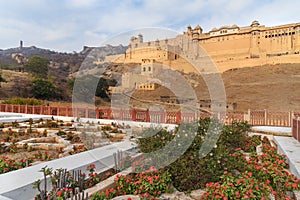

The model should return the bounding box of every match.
[0,0,299,52]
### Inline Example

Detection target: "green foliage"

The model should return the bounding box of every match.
[24,56,49,78]
[0,64,19,70]
[0,70,5,82]
[0,156,33,174]
[95,77,110,99]
[203,136,300,199]
[32,78,60,100]
[2,97,43,105]
[114,167,172,198]
[72,75,113,103]
[137,119,252,191]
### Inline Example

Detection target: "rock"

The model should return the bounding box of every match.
[112,194,140,200]
[190,189,206,200]
[294,191,300,200]
[160,191,193,200]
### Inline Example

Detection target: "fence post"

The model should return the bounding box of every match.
[146,109,150,122]
[5,104,8,112]
[57,107,60,116]
[66,107,69,117]
[176,112,181,124]
[95,107,99,119]
[85,108,89,118]
[132,109,136,121]
[264,109,267,125]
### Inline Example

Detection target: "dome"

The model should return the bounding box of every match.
[195,25,202,30]
[251,20,260,27]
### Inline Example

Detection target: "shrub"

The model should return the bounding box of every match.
[2,97,43,105]
[137,119,251,191]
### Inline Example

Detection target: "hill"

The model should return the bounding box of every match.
[0,44,299,112]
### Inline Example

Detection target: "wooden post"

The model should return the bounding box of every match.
[264,109,267,126]
[18,104,21,113]
[25,104,28,114]
[160,111,165,124]
[57,107,60,116]
[5,104,8,112]
[176,111,181,124]
[146,109,150,122]
[85,107,89,118]
[132,109,136,121]
[32,105,35,114]
[95,107,99,119]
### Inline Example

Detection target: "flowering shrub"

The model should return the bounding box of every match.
[114,167,172,199]
[242,135,261,153]
[0,155,32,174]
[90,188,116,200]
[33,151,56,161]
[203,136,300,199]
[70,144,88,155]
[203,171,271,199]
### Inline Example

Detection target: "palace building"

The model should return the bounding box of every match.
[113,21,300,72]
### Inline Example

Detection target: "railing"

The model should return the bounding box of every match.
[0,104,297,126]
[1,104,300,136]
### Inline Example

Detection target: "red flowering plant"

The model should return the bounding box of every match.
[0,155,33,174]
[245,137,300,199]
[114,166,172,199]
[89,188,116,200]
[242,135,261,153]
[203,136,300,199]
[203,171,271,200]
[86,163,100,187]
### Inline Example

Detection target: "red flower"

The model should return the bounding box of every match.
[292,183,297,189]
[90,164,96,169]
[57,190,63,196]
[248,172,252,177]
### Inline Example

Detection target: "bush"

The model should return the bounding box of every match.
[137,119,251,191]
[2,97,43,105]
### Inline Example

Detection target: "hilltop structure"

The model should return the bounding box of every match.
[113,21,300,72]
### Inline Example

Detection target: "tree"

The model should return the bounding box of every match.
[95,77,110,99]
[0,71,5,88]
[32,78,58,100]
[24,56,49,78]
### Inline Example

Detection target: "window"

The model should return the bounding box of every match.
[148,67,151,71]
[143,67,146,72]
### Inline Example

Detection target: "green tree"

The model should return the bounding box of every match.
[24,56,49,78]
[32,78,58,100]
[95,77,110,99]
[0,71,5,88]
[72,75,114,103]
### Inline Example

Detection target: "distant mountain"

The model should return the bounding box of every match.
[0,45,127,70]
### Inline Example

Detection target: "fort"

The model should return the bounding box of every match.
[113,20,300,72]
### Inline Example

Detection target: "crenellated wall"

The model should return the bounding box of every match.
[115,21,300,72]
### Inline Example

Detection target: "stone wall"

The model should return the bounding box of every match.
[113,21,300,72]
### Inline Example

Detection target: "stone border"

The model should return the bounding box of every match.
[0,141,137,200]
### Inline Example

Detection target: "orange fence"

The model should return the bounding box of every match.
[2,103,300,141]
[0,104,297,126]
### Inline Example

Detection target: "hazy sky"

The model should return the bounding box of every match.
[0,0,299,52]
